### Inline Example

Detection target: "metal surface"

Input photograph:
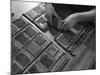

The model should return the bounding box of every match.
[11,1,96,75]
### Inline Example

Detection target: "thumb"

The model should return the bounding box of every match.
[58,20,71,31]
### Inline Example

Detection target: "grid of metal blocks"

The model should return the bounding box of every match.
[11,3,95,74]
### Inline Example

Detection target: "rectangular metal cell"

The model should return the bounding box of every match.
[51,53,70,71]
[24,26,39,38]
[46,44,58,57]
[28,65,40,73]
[12,17,28,30]
[24,34,50,57]
[56,33,70,49]
[11,62,22,74]
[56,30,78,49]
[26,63,45,73]
[34,35,46,46]
[14,32,30,46]
[39,54,55,70]
[11,23,19,36]
[46,44,63,60]
[24,40,41,57]
[25,4,45,21]
[33,34,50,49]
[11,39,21,55]
[14,50,34,68]
[57,54,70,71]
[34,13,48,30]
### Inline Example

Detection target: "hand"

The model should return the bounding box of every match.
[45,4,53,25]
[58,8,96,31]
[45,3,59,27]
[58,13,81,31]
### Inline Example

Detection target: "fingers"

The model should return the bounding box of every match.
[58,13,80,31]
[58,21,69,31]
[45,3,59,27]
[58,19,74,31]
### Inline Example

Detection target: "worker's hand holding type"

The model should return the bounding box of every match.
[58,9,96,31]
[45,3,95,32]
[58,13,80,31]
